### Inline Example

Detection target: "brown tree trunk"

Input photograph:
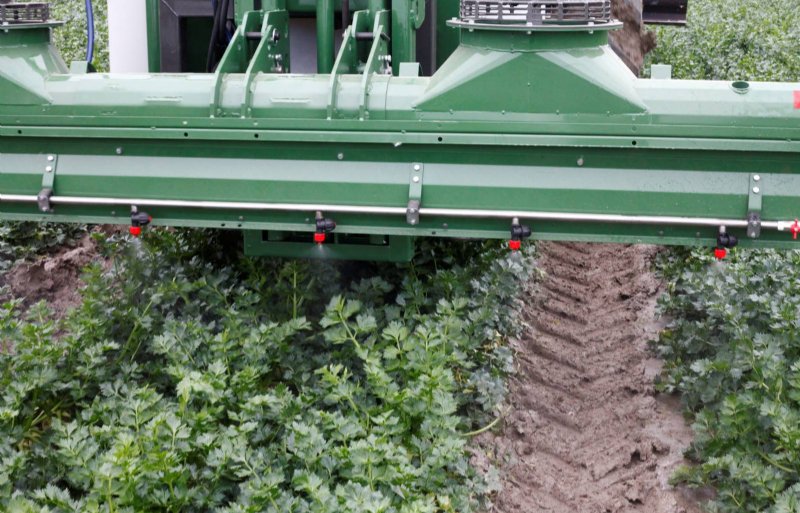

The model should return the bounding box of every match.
[609,0,656,73]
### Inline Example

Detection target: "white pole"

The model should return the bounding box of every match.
[107,0,149,73]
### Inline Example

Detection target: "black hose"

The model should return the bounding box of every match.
[341,0,350,29]
[219,0,232,43]
[206,0,223,72]
[85,0,95,64]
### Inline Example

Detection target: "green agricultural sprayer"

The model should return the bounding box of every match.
[0,0,798,261]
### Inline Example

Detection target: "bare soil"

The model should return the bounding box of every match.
[475,243,708,513]
[0,233,106,316]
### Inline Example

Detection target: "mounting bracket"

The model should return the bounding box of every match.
[38,154,57,212]
[747,173,763,238]
[407,162,424,226]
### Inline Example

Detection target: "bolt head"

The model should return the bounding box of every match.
[45,166,52,173]
[116,147,123,155]
[753,187,760,194]
[337,153,344,160]
[413,176,420,183]
[753,175,761,182]
[413,164,421,171]
[47,155,54,162]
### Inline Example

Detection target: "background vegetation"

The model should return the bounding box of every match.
[645,0,800,80]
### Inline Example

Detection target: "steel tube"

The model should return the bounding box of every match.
[148,0,163,72]
[0,194,788,231]
[420,208,758,228]
[391,0,415,75]
[1,194,407,216]
[316,0,334,73]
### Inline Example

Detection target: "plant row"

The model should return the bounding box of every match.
[0,230,534,513]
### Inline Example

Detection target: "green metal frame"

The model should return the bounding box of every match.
[145,0,160,72]
[1,8,800,261]
[244,231,414,261]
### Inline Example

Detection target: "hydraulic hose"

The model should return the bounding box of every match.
[206,0,232,71]
[342,0,350,29]
[85,0,95,63]
[206,0,223,71]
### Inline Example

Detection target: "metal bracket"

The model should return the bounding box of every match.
[38,154,57,212]
[407,163,424,225]
[242,8,290,117]
[358,11,391,120]
[747,173,763,238]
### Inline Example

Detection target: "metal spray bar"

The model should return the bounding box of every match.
[2,193,796,232]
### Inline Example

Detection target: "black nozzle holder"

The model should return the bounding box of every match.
[131,211,152,227]
[315,211,336,234]
[511,222,532,241]
[717,232,738,249]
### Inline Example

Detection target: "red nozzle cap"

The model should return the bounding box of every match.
[791,219,800,240]
[129,226,142,238]
[314,232,326,244]
[508,239,522,251]
[714,247,727,260]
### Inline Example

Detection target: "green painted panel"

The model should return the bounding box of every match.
[1,17,799,260]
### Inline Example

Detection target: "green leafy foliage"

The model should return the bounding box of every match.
[0,231,535,512]
[656,250,800,512]
[645,0,800,81]
[647,1,800,510]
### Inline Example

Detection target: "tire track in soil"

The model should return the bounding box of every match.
[475,243,707,513]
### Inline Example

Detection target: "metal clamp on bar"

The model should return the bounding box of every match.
[37,188,53,213]
[407,163,424,225]
[747,174,763,238]
[747,212,761,239]
[38,154,57,212]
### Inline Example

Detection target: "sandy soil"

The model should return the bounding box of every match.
[474,243,708,513]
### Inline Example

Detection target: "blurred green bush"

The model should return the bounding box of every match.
[645,0,800,81]
[51,0,109,70]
